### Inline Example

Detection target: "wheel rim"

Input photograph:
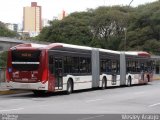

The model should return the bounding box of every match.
[102,78,106,89]
[67,81,72,93]
[128,81,130,86]
[102,81,105,87]
[128,78,131,86]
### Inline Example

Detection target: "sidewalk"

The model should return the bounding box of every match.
[0,82,15,95]
[153,74,160,80]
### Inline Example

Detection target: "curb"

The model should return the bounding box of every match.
[153,78,160,80]
[0,90,29,95]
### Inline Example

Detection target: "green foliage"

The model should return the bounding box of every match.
[143,39,160,55]
[38,12,94,46]
[0,51,8,68]
[36,1,160,54]
[0,21,17,37]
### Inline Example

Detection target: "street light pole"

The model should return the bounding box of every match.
[129,0,134,7]
[124,0,134,51]
[124,28,127,51]
[103,0,105,6]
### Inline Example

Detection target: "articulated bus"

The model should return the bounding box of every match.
[6,43,154,95]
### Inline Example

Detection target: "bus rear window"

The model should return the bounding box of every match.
[11,50,41,71]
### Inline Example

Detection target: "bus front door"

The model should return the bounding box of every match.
[54,58,63,90]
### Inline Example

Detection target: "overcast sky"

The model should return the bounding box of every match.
[0,0,158,24]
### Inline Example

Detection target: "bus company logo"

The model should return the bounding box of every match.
[1,114,18,120]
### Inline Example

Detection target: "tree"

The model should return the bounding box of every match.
[38,12,93,46]
[36,1,160,54]
[0,51,7,68]
[143,39,160,55]
[0,21,17,37]
[90,6,131,50]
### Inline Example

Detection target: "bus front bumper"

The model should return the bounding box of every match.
[5,81,48,91]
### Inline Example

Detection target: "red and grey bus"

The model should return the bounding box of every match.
[6,43,154,95]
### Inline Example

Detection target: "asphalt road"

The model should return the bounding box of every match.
[0,80,160,116]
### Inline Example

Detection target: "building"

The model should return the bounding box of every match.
[23,2,42,37]
[53,16,58,20]
[5,23,23,33]
[58,10,68,20]
[0,37,49,51]
[42,19,50,27]
[5,23,18,32]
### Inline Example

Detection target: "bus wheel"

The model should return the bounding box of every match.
[66,79,73,95]
[127,76,132,87]
[101,77,107,90]
[147,75,150,82]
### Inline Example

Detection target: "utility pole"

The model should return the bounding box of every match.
[103,0,106,6]
[129,0,134,6]
[124,0,134,51]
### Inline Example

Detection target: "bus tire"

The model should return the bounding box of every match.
[127,76,132,87]
[66,79,73,95]
[147,75,150,82]
[101,77,107,90]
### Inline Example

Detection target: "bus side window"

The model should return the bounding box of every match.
[112,61,117,73]
[105,60,109,73]
[117,60,120,73]
[140,63,144,71]
[64,56,72,74]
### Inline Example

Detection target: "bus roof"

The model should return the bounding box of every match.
[99,48,120,54]
[46,43,92,50]
[125,51,150,57]
[47,43,120,54]
[10,43,47,50]
[9,43,150,57]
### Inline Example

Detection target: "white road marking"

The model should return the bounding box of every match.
[0,108,24,112]
[148,102,160,107]
[77,115,104,120]
[85,99,103,103]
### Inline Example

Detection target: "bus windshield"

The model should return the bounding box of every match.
[11,50,41,71]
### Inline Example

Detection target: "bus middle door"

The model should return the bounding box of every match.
[54,58,63,90]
